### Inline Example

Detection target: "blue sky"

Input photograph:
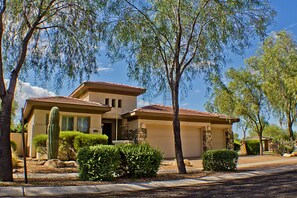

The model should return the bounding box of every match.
[14,1,297,125]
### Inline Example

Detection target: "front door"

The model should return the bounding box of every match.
[102,123,112,144]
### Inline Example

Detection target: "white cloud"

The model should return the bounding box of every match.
[12,80,56,121]
[97,66,113,72]
[137,99,150,107]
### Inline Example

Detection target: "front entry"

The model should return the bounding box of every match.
[102,123,112,144]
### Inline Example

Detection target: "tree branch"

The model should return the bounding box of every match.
[0,0,6,97]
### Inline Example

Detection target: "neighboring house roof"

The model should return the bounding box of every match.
[23,96,111,120]
[122,104,239,124]
[69,81,146,98]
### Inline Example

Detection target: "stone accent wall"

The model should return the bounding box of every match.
[202,130,212,151]
[121,126,147,144]
[225,131,234,150]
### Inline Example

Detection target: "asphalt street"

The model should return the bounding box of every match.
[82,170,297,198]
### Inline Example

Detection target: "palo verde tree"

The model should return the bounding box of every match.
[207,68,270,155]
[104,0,275,173]
[0,0,104,181]
[247,31,297,140]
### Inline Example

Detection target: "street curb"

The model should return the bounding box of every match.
[1,164,297,197]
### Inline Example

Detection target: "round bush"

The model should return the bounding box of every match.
[74,134,108,151]
[77,145,121,181]
[202,149,238,171]
[118,144,163,178]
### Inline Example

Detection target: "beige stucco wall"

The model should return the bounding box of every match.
[86,92,137,119]
[10,133,28,157]
[27,109,103,157]
[211,129,226,150]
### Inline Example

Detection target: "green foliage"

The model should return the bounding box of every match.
[74,134,108,151]
[47,107,60,159]
[59,131,83,160]
[247,31,297,140]
[33,134,47,148]
[10,123,28,133]
[10,141,17,152]
[202,149,238,171]
[271,138,295,155]
[12,150,19,169]
[33,134,47,154]
[77,145,121,181]
[207,67,270,155]
[234,140,241,152]
[246,140,260,155]
[117,144,163,178]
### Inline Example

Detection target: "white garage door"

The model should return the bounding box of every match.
[146,124,201,158]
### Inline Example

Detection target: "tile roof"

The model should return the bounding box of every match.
[126,104,238,121]
[26,96,108,107]
[69,81,146,97]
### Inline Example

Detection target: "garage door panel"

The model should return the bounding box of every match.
[146,124,201,158]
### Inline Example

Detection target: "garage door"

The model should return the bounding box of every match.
[146,124,201,158]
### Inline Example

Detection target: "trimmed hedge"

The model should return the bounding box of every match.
[74,134,108,151]
[246,140,260,155]
[77,145,121,181]
[202,149,238,171]
[59,131,83,160]
[33,134,47,153]
[117,144,163,178]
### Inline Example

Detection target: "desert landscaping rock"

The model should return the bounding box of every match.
[283,153,292,157]
[64,161,78,168]
[45,159,65,168]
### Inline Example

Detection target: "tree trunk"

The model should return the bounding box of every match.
[171,82,186,174]
[259,133,263,155]
[287,118,294,140]
[0,94,14,181]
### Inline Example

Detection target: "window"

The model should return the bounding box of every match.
[77,117,90,133]
[105,98,109,105]
[62,116,74,131]
[118,99,122,108]
[112,99,116,107]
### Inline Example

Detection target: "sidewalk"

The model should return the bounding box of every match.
[2,158,297,197]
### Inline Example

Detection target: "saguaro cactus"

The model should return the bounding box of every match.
[47,106,60,159]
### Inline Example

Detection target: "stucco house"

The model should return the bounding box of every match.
[23,81,239,158]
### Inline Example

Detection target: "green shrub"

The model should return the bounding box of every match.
[271,138,295,155]
[246,140,260,155]
[77,145,121,181]
[234,140,241,151]
[10,141,17,151]
[202,149,238,171]
[117,144,163,178]
[33,134,48,153]
[59,131,83,160]
[12,150,19,168]
[74,134,108,151]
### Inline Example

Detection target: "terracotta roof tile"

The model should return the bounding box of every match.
[133,104,235,119]
[27,96,108,107]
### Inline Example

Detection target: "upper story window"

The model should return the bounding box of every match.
[118,99,122,108]
[62,116,74,131]
[105,98,109,106]
[112,99,116,107]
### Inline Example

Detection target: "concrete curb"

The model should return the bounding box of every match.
[1,164,297,197]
